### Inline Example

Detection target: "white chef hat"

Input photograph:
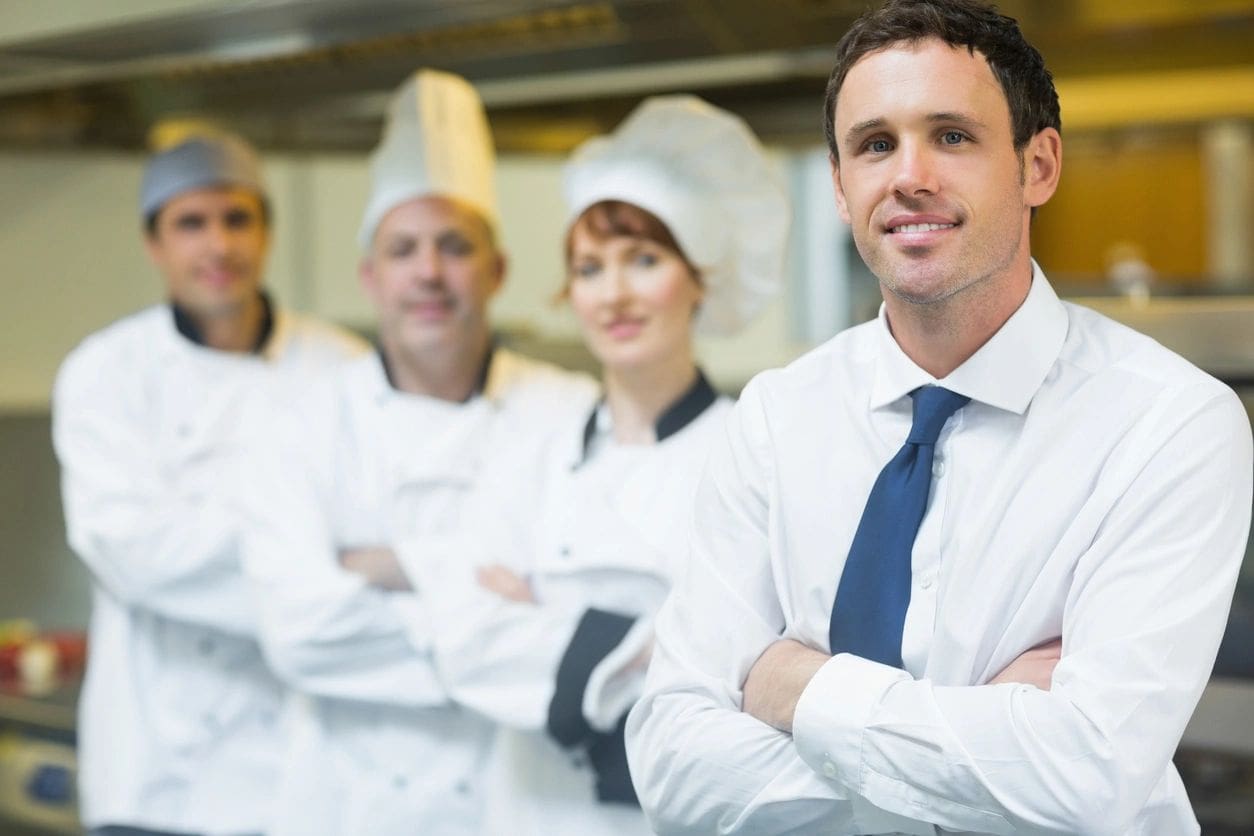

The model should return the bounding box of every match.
[563,95,789,336]
[358,69,498,249]
[140,132,265,222]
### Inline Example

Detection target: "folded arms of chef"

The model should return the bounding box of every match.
[239,405,447,707]
[53,346,258,635]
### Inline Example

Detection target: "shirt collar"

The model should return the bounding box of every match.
[577,369,718,465]
[870,261,1067,414]
[375,339,498,402]
[170,290,275,354]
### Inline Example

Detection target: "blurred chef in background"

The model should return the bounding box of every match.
[52,131,366,836]
[393,95,789,834]
[238,68,596,835]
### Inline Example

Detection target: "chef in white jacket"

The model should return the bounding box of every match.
[52,132,366,836]
[238,69,597,836]
[398,95,789,835]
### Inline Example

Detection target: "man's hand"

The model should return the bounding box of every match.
[338,547,413,592]
[742,639,830,734]
[989,637,1062,690]
[475,564,536,603]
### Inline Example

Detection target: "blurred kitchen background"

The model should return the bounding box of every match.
[0,0,1251,832]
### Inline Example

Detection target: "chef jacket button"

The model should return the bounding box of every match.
[822,761,838,779]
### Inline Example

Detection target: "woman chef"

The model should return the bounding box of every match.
[399,95,790,834]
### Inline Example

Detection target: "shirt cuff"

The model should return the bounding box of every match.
[583,614,654,732]
[792,653,911,791]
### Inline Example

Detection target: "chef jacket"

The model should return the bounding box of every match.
[241,347,597,836]
[405,372,730,835]
[53,301,365,834]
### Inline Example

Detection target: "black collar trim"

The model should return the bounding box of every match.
[578,369,718,463]
[377,339,498,401]
[170,291,274,354]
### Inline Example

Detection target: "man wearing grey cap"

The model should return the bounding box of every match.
[52,132,365,836]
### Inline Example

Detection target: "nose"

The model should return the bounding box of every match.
[597,264,630,305]
[889,139,940,199]
[206,219,233,255]
[413,244,443,285]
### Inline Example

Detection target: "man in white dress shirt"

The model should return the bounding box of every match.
[626,1,1253,833]
[53,132,365,836]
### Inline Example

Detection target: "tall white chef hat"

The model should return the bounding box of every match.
[562,95,789,336]
[358,69,498,250]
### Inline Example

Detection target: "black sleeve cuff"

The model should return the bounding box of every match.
[546,608,635,748]
[586,714,640,805]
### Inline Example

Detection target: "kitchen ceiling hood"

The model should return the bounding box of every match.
[0,0,1250,153]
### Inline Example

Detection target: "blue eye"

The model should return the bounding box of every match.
[633,252,659,268]
[867,138,892,154]
[942,130,966,145]
[572,260,601,279]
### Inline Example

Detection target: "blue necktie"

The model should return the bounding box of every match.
[829,386,970,667]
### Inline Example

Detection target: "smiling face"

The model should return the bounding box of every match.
[360,195,504,360]
[566,206,703,374]
[830,37,1059,310]
[144,186,269,318]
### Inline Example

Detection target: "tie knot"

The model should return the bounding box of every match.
[907,386,969,445]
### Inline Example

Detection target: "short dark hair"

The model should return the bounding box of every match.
[823,0,1060,161]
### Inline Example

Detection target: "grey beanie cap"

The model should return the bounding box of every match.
[140,134,266,220]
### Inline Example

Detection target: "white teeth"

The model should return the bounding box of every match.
[892,222,956,233]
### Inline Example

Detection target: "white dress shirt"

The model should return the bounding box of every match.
[402,376,730,836]
[53,303,365,835]
[627,265,1253,835]
[241,348,597,836]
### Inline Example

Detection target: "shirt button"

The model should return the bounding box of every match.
[822,761,838,778]
[920,575,935,590]
[393,775,408,790]
[559,546,571,558]
[932,458,946,477]
[197,637,216,656]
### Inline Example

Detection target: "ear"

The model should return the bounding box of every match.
[830,156,852,225]
[488,250,507,297]
[1023,127,1062,209]
[142,230,162,267]
[358,256,378,302]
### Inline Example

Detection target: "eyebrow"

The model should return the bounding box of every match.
[843,111,990,146]
[843,117,886,147]
[927,111,989,130]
